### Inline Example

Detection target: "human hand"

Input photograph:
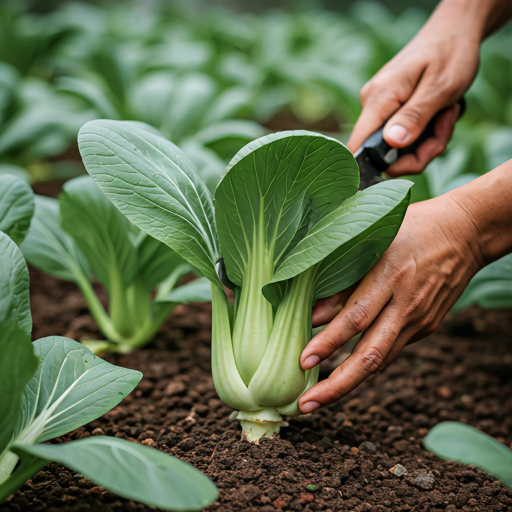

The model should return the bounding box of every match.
[298,193,485,413]
[348,1,482,176]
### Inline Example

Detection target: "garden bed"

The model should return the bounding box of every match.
[1,265,511,512]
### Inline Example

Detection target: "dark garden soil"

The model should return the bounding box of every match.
[1,182,511,512]
[2,268,512,512]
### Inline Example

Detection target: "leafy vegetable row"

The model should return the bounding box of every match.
[0,176,217,509]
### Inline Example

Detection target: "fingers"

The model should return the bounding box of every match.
[299,306,404,412]
[347,92,402,153]
[311,285,356,327]
[301,275,392,370]
[386,103,460,177]
[383,78,460,149]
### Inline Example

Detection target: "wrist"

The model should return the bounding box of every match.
[427,0,490,43]
[445,161,512,267]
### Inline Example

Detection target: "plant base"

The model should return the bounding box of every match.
[237,409,289,443]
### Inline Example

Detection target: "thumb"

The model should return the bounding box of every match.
[383,82,456,148]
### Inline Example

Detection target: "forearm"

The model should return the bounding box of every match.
[448,159,512,267]
[428,0,512,41]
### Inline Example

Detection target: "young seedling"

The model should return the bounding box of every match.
[0,201,218,509]
[78,120,412,441]
[20,174,211,354]
[424,422,512,488]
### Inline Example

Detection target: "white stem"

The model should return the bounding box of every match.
[237,408,289,443]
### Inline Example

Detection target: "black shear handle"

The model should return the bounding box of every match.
[357,97,466,171]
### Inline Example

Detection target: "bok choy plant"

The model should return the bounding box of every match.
[78,120,412,441]
[20,172,211,354]
[0,185,218,509]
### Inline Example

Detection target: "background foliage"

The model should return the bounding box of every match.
[0,0,510,310]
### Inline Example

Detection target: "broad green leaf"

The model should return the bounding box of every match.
[136,232,185,290]
[313,193,410,300]
[424,421,512,487]
[13,436,218,511]
[78,120,219,284]
[13,337,141,444]
[0,232,31,336]
[0,174,34,245]
[60,175,138,289]
[453,254,512,311]
[0,323,37,454]
[215,131,359,286]
[156,277,212,304]
[192,119,266,160]
[270,180,413,284]
[20,196,90,283]
[0,164,31,183]
[56,76,120,120]
[131,72,216,141]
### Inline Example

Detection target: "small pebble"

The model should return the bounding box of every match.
[359,441,377,453]
[141,438,156,447]
[390,464,407,477]
[91,428,104,436]
[407,471,435,490]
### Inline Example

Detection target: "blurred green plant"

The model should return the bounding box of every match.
[20,174,212,353]
[424,422,512,488]
[0,0,510,312]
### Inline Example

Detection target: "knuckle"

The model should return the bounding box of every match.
[399,106,426,128]
[360,346,385,374]
[344,304,370,333]
[322,331,343,354]
[434,75,460,97]
[324,380,344,402]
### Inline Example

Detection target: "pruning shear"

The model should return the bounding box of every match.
[355,97,466,190]
[216,98,466,289]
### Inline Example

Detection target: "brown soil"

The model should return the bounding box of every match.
[1,264,512,512]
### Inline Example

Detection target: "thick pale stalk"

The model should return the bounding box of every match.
[210,284,260,412]
[248,266,316,407]
[232,217,274,385]
[0,451,18,485]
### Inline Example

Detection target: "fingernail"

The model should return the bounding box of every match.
[303,355,320,369]
[301,401,321,413]
[387,124,409,144]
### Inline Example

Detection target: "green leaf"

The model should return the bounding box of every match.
[453,254,512,311]
[78,120,219,284]
[0,174,34,245]
[56,76,120,120]
[13,337,141,444]
[60,175,138,289]
[12,436,218,511]
[424,421,512,487]
[20,195,89,283]
[0,232,31,336]
[156,277,212,304]
[136,232,185,291]
[313,192,410,301]
[0,323,37,455]
[270,180,413,285]
[215,130,359,286]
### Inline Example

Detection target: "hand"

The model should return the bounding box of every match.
[347,2,482,176]
[298,193,485,413]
